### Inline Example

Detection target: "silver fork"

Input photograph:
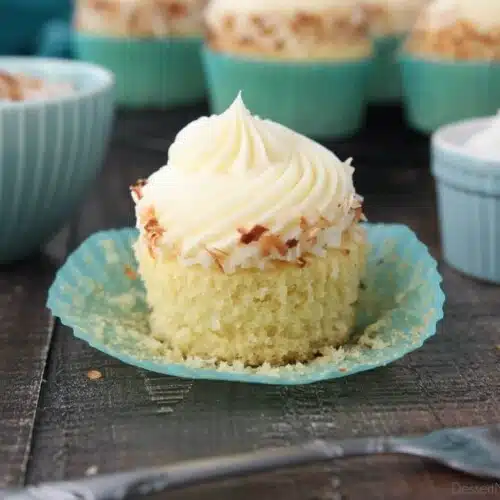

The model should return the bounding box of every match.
[3,425,499,500]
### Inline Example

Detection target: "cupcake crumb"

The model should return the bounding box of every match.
[85,465,99,476]
[87,369,103,380]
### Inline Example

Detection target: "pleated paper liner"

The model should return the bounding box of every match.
[47,224,444,385]
[400,52,500,133]
[202,47,372,140]
[75,34,206,108]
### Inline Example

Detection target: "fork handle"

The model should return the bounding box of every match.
[0,437,392,499]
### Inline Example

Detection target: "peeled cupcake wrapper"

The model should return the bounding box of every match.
[47,223,444,385]
[74,34,206,108]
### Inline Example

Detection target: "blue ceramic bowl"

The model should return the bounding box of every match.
[0,0,72,55]
[400,52,500,133]
[432,116,500,283]
[0,57,115,263]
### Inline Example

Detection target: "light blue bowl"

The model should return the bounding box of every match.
[400,52,500,133]
[0,57,114,263]
[203,47,372,139]
[47,223,444,385]
[74,34,206,108]
[432,116,500,283]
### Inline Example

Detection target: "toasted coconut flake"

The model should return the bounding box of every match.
[124,265,138,280]
[223,14,234,30]
[317,216,331,229]
[205,247,225,273]
[238,224,269,244]
[260,234,287,257]
[212,247,228,256]
[130,178,148,202]
[139,205,155,225]
[142,206,165,260]
[0,71,22,101]
[286,238,298,249]
[297,256,307,268]
[300,216,310,231]
[354,206,364,222]
[167,1,187,18]
[307,227,321,244]
[144,217,161,233]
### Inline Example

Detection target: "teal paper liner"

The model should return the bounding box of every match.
[368,35,404,103]
[74,33,206,108]
[400,52,500,133]
[202,47,371,139]
[47,224,444,385]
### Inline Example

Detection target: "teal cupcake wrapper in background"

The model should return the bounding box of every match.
[202,47,372,139]
[47,224,444,385]
[368,35,404,103]
[400,53,500,133]
[0,57,114,263]
[75,34,206,108]
[432,118,500,283]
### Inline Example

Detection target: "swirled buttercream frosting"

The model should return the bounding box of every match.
[131,94,364,273]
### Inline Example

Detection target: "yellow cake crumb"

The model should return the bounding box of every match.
[135,232,366,367]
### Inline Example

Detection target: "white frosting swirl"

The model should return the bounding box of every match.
[465,111,500,160]
[134,95,362,272]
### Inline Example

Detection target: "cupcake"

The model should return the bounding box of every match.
[401,0,500,132]
[362,0,429,102]
[74,0,208,107]
[432,111,500,283]
[202,0,373,139]
[130,95,367,366]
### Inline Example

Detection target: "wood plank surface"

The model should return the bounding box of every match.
[11,106,500,498]
[0,256,55,488]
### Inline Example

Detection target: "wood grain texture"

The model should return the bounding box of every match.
[17,106,500,499]
[0,256,55,487]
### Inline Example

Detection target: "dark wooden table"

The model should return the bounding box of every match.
[1,106,499,500]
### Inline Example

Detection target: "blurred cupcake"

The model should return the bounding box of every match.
[432,111,500,283]
[401,0,500,132]
[202,0,373,139]
[74,0,207,107]
[362,0,429,102]
[130,95,367,366]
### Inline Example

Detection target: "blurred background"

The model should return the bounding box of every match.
[0,0,499,282]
